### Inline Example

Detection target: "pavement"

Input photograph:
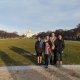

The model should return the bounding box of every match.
[0,65,80,80]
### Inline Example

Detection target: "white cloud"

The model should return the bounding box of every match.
[0,0,80,33]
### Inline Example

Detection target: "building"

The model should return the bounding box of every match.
[25,29,35,38]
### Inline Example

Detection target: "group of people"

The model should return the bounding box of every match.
[35,32,65,68]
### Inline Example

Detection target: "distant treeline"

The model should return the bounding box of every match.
[36,24,80,41]
[0,30,19,39]
[0,24,80,41]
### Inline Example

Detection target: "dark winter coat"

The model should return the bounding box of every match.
[35,40,43,53]
[55,39,65,51]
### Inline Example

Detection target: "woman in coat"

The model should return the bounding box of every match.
[55,34,65,66]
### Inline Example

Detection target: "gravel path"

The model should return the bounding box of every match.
[0,65,80,80]
[0,70,50,80]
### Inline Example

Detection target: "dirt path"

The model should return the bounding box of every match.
[0,65,80,80]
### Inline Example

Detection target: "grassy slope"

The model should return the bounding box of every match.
[63,41,80,64]
[0,39,80,66]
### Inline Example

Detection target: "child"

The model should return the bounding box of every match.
[44,36,52,68]
[45,42,51,55]
[35,37,43,65]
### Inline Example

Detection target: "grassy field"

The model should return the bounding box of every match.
[63,41,80,64]
[0,39,80,66]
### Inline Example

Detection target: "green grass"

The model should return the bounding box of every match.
[0,39,36,66]
[0,39,80,66]
[63,41,80,64]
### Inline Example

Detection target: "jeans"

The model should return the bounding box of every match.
[50,53,53,64]
[45,54,50,66]
[56,50,62,61]
[53,50,57,64]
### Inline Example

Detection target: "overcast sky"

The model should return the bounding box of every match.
[0,0,80,34]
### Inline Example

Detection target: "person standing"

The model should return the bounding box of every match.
[35,37,43,65]
[50,32,57,65]
[43,36,52,68]
[56,35,65,66]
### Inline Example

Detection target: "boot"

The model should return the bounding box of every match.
[56,61,59,67]
[60,61,62,65]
